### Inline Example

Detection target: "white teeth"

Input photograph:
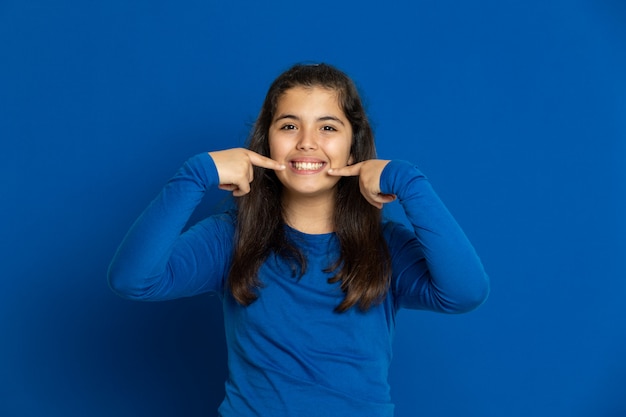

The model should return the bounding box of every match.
[293,162,324,171]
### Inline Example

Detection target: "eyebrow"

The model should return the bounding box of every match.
[274,114,345,126]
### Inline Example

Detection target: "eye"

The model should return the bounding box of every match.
[280,124,296,130]
[322,125,337,131]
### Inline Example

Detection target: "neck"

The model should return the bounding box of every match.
[282,194,335,234]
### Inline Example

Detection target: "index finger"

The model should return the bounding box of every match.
[327,162,363,177]
[247,150,285,171]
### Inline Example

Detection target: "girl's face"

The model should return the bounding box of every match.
[268,86,353,203]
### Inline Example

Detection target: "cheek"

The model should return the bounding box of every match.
[327,142,351,163]
[267,136,280,159]
[345,135,355,164]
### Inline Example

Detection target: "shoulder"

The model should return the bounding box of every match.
[382,219,421,253]
[179,210,237,259]
[178,210,237,287]
[382,218,411,238]
[194,210,237,238]
[381,218,426,282]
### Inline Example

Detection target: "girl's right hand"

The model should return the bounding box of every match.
[208,148,285,197]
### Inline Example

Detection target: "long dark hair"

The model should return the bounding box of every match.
[228,63,391,312]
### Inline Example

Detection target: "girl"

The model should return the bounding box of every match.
[108,63,489,416]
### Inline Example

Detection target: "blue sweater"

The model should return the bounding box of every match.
[108,153,489,416]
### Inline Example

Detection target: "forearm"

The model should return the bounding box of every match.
[107,153,220,299]
[382,160,489,313]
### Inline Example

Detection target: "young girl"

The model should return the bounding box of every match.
[108,63,489,416]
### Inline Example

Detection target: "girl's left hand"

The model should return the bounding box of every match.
[328,160,396,209]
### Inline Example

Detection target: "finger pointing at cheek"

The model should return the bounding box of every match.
[327,162,364,177]
[328,159,395,209]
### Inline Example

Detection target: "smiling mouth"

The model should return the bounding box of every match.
[291,161,325,171]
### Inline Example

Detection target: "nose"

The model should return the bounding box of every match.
[296,128,317,151]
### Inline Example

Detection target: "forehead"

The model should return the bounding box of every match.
[275,86,343,114]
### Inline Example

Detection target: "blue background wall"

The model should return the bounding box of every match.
[2,0,625,416]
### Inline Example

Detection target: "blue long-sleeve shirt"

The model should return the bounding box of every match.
[108,153,489,416]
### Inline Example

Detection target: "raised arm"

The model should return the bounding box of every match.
[330,159,489,313]
[107,150,285,301]
[382,160,489,313]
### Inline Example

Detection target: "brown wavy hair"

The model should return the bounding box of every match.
[228,63,391,312]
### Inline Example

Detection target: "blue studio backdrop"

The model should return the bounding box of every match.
[2,1,625,416]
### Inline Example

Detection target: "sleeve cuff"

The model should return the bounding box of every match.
[175,152,221,190]
[380,160,427,196]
